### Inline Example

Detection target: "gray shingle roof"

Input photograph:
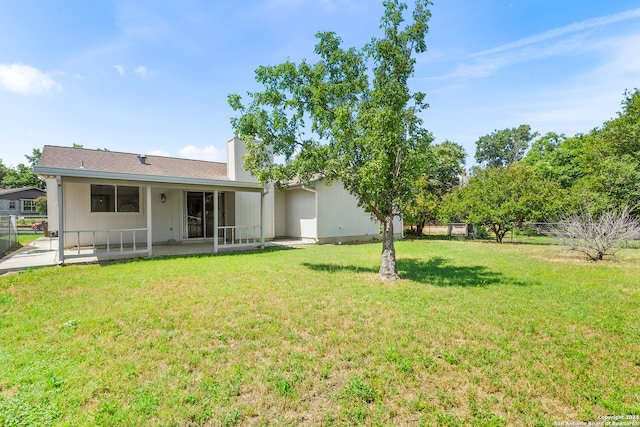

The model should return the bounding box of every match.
[37,145,228,180]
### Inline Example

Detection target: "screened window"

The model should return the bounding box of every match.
[91,185,139,213]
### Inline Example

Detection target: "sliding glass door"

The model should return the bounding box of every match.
[185,191,225,239]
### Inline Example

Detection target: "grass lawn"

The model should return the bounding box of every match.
[1,240,638,426]
[17,233,42,247]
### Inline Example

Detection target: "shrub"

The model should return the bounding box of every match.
[547,206,640,260]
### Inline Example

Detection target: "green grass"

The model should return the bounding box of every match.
[17,233,42,247]
[1,240,639,426]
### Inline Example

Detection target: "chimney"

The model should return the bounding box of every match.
[138,154,147,165]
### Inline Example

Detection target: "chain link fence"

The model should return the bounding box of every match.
[406,222,640,248]
[0,215,19,256]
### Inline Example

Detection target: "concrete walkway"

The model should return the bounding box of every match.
[0,237,313,275]
[0,237,59,275]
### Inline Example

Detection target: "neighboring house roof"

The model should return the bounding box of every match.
[35,145,262,191]
[0,187,46,199]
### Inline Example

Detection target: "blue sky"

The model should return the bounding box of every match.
[1,0,639,169]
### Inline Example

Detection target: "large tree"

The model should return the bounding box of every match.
[229,0,433,280]
[475,124,538,168]
[440,164,565,242]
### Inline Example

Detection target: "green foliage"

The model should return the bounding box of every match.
[229,1,433,279]
[475,124,538,168]
[524,89,640,214]
[1,148,44,189]
[440,164,565,242]
[34,196,47,215]
[403,141,466,235]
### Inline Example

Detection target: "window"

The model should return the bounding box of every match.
[21,200,36,212]
[117,186,140,212]
[91,185,139,213]
[9,200,16,210]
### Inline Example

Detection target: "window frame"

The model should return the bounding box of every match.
[90,184,140,213]
[21,199,36,213]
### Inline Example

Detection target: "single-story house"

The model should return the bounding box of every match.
[0,187,46,217]
[34,138,401,263]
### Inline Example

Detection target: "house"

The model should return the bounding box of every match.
[0,187,46,217]
[34,138,401,263]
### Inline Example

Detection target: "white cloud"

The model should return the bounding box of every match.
[425,7,640,82]
[114,65,125,75]
[179,145,226,162]
[134,65,147,78]
[472,7,640,57]
[0,63,61,95]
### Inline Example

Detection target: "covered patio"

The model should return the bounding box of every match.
[34,145,277,266]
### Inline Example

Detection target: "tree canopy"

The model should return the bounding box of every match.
[475,124,538,168]
[229,0,433,280]
[440,164,565,242]
[523,89,640,214]
[1,148,44,189]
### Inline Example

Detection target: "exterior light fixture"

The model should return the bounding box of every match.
[161,193,166,203]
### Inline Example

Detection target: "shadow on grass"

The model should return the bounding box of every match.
[303,256,529,287]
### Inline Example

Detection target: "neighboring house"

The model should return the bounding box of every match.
[34,138,401,263]
[0,187,46,217]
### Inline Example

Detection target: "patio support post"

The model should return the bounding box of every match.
[213,190,219,254]
[57,176,64,265]
[147,185,152,257]
[260,189,265,250]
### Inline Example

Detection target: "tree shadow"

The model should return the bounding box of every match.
[302,256,530,287]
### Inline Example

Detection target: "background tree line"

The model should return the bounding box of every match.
[0,148,44,190]
[404,88,640,241]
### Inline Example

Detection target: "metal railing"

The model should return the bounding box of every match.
[63,228,148,259]
[218,225,261,247]
[0,215,18,256]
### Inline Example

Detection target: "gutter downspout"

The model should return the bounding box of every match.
[301,185,318,242]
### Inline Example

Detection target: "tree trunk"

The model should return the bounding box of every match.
[380,215,400,281]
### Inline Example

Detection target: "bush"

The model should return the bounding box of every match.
[547,206,640,260]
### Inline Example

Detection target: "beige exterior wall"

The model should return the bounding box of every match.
[227,137,274,239]
[284,187,317,239]
[274,189,287,237]
[61,181,149,247]
[45,178,59,231]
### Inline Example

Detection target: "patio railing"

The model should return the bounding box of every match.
[218,225,261,247]
[62,228,149,259]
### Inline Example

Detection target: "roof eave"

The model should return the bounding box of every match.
[34,166,264,191]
